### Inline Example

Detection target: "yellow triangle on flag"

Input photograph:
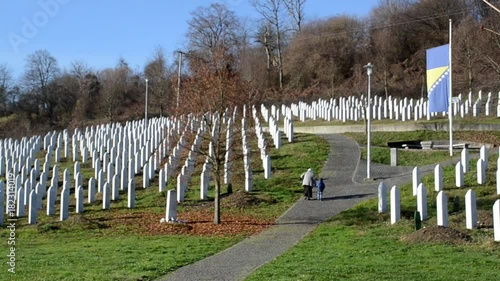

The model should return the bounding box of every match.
[426,66,448,92]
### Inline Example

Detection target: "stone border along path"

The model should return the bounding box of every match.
[158,133,469,281]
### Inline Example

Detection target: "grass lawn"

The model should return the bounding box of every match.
[0,132,329,281]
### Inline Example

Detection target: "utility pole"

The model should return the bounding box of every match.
[176,50,184,113]
[145,78,148,126]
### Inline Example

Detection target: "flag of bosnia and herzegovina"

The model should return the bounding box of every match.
[426,44,450,113]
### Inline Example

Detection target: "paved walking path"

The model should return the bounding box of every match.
[158,133,461,281]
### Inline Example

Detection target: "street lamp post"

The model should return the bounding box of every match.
[363,63,373,179]
[145,78,149,127]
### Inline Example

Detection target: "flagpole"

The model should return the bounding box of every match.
[449,18,453,156]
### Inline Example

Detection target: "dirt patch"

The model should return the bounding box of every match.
[477,210,494,229]
[221,191,269,209]
[401,226,472,244]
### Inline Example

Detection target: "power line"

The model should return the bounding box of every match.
[290,5,492,43]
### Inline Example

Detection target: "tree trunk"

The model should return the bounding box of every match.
[214,178,221,224]
[264,38,272,88]
[276,32,284,89]
[384,69,389,100]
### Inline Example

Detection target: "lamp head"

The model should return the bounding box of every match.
[363,63,373,76]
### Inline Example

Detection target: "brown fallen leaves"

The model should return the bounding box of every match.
[107,209,275,237]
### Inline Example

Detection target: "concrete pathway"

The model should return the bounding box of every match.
[157,133,460,281]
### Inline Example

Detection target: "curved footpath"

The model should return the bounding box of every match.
[158,133,463,281]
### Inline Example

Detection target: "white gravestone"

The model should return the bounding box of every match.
[264,154,271,179]
[35,183,43,210]
[417,183,428,221]
[436,191,448,227]
[412,167,420,196]
[497,168,500,195]
[390,186,400,224]
[46,186,56,216]
[159,168,166,192]
[465,189,477,229]
[128,179,135,208]
[456,162,464,188]
[378,182,387,213]
[434,164,443,192]
[200,170,208,200]
[74,162,80,180]
[16,187,24,217]
[177,174,185,203]
[23,179,31,207]
[120,166,127,191]
[477,159,486,185]
[76,186,84,214]
[106,163,114,185]
[60,188,69,221]
[461,148,469,173]
[494,200,500,241]
[28,190,37,225]
[102,182,110,209]
[98,170,105,193]
[166,189,177,222]
[480,146,488,170]
[143,163,150,188]
[112,174,119,201]
[245,169,253,192]
[88,177,96,203]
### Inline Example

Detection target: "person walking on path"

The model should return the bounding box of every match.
[316,178,325,201]
[301,168,315,200]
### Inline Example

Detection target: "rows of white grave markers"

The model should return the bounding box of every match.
[252,106,272,179]
[242,106,253,192]
[1,104,293,225]
[379,145,500,241]
[0,116,175,225]
[280,90,500,124]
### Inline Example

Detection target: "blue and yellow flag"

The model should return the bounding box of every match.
[426,44,450,113]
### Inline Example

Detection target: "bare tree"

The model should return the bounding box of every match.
[283,0,306,33]
[255,22,276,87]
[22,49,60,123]
[145,47,172,116]
[187,3,242,62]
[69,60,93,82]
[0,64,13,115]
[98,59,131,122]
[453,15,484,94]
[251,0,285,89]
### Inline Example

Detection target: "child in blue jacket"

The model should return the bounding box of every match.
[316,178,325,201]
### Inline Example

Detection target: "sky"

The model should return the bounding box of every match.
[1,0,380,80]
